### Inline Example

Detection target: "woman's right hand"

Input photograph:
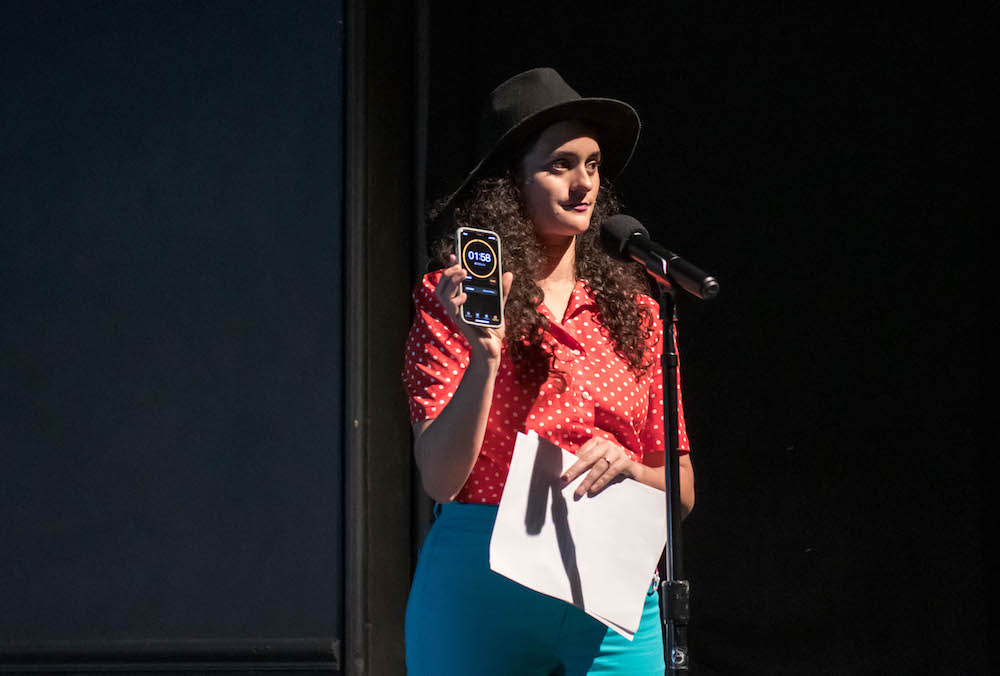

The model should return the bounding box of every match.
[434,254,514,363]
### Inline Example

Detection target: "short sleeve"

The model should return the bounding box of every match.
[640,303,691,465]
[402,271,471,425]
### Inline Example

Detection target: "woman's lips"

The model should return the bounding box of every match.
[563,202,590,212]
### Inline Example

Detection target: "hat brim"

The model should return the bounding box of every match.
[439,97,640,216]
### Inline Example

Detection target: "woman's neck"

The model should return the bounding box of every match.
[534,235,577,287]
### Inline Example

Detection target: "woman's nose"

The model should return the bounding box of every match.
[571,165,594,191]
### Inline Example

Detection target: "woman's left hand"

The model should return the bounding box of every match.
[560,437,636,499]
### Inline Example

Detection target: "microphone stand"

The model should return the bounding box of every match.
[604,218,717,673]
[657,281,690,673]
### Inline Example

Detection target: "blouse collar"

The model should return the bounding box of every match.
[535,278,597,327]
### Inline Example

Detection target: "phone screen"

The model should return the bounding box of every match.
[457,227,503,328]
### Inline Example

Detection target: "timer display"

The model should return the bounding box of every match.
[461,238,498,278]
[457,228,502,327]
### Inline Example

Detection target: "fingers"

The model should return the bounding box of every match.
[500,271,514,310]
[560,439,627,498]
[434,254,467,315]
[560,439,600,485]
[578,455,627,498]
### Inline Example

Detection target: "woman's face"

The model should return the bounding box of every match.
[520,120,601,241]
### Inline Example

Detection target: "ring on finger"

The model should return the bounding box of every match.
[604,456,614,465]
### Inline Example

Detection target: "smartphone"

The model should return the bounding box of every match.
[456,226,503,328]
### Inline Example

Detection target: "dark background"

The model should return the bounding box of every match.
[425,2,984,674]
[0,1,984,674]
[1,0,345,650]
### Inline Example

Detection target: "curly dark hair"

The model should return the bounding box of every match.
[428,168,655,381]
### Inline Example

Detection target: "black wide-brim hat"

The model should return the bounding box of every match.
[440,67,641,214]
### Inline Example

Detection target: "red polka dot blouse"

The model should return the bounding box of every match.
[403,270,691,505]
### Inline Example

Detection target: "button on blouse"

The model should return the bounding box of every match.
[403,270,691,505]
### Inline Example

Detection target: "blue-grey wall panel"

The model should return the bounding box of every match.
[1,0,344,648]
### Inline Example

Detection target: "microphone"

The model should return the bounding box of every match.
[601,215,719,300]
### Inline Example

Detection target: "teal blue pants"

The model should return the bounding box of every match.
[405,503,665,675]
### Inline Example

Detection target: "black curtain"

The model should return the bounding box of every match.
[425,3,984,674]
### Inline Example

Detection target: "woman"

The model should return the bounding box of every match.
[403,67,695,675]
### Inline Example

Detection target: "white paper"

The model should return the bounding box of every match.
[489,431,667,639]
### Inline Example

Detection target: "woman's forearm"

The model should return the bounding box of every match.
[413,355,500,503]
[631,455,695,520]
